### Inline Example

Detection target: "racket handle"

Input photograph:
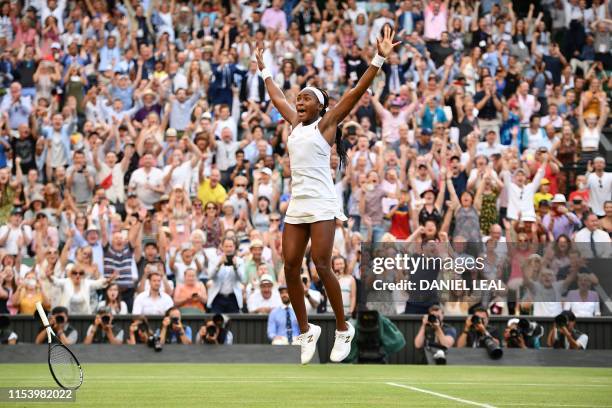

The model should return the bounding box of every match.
[35,301,50,327]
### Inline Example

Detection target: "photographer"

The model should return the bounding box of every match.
[504,318,544,349]
[547,311,588,350]
[83,308,124,345]
[196,314,233,345]
[414,305,457,364]
[34,306,78,345]
[456,306,502,350]
[126,316,154,346]
[157,307,192,345]
[208,237,245,313]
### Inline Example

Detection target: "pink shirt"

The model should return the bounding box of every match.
[424,4,447,41]
[261,8,287,32]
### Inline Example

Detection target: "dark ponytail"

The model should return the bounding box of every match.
[317,88,348,169]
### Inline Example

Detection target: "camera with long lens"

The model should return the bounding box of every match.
[170,317,180,326]
[470,314,481,330]
[427,314,438,324]
[101,314,111,325]
[555,313,568,328]
[518,318,543,337]
[483,335,503,359]
[54,315,65,325]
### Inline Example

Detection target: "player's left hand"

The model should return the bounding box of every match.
[376,26,400,58]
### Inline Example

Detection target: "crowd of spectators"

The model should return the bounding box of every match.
[0,0,611,335]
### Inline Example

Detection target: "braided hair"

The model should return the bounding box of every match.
[316,87,348,169]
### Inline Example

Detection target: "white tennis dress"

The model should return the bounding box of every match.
[285,118,347,224]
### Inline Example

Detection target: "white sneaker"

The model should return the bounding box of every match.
[296,324,321,365]
[329,321,355,363]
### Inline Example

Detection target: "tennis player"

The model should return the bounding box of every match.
[255,26,398,364]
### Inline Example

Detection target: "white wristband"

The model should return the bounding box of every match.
[371,54,386,68]
[260,68,272,81]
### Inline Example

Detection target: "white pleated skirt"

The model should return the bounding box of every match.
[284,197,348,224]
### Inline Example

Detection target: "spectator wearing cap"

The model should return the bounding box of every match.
[267,285,299,345]
[248,273,281,314]
[244,239,274,284]
[0,208,31,257]
[586,157,612,217]
[542,194,582,240]
[533,178,553,209]
[134,88,162,123]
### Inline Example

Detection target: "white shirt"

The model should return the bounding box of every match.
[304,289,322,314]
[97,162,125,203]
[504,167,545,222]
[163,161,194,193]
[214,119,238,142]
[476,142,505,157]
[215,140,240,171]
[564,298,601,317]
[132,290,174,315]
[587,172,612,216]
[573,228,612,258]
[0,224,32,256]
[247,289,282,313]
[128,167,164,209]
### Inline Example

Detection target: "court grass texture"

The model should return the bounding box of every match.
[2,364,612,407]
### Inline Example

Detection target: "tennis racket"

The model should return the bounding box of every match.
[35,302,84,390]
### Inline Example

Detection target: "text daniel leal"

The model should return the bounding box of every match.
[372,279,506,291]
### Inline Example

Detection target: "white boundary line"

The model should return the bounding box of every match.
[386,382,498,408]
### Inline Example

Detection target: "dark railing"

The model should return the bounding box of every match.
[6,314,612,364]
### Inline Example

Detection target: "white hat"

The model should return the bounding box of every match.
[551,194,566,204]
[260,167,272,176]
[259,274,274,285]
[507,318,520,327]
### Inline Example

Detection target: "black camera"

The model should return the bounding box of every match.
[225,254,235,266]
[483,336,503,359]
[471,314,481,327]
[54,315,65,325]
[147,334,163,351]
[427,314,438,324]
[206,325,217,337]
[170,317,180,325]
[555,313,568,328]
[101,315,111,325]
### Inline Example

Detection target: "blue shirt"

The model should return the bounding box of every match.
[155,325,193,344]
[267,306,299,341]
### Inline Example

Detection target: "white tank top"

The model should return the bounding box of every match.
[287,118,337,200]
[581,126,600,150]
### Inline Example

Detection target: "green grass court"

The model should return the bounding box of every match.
[2,364,611,407]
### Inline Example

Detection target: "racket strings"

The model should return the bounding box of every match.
[49,345,82,388]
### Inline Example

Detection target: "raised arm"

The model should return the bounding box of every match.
[255,49,298,126]
[319,26,399,141]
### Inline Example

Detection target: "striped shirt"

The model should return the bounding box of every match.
[103,244,138,289]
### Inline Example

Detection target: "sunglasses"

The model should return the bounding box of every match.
[270,218,281,222]
[47,250,58,255]
[193,202,202,207]
[206,206,216,210]
[72,271,85,276]
[235,184,247,187]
